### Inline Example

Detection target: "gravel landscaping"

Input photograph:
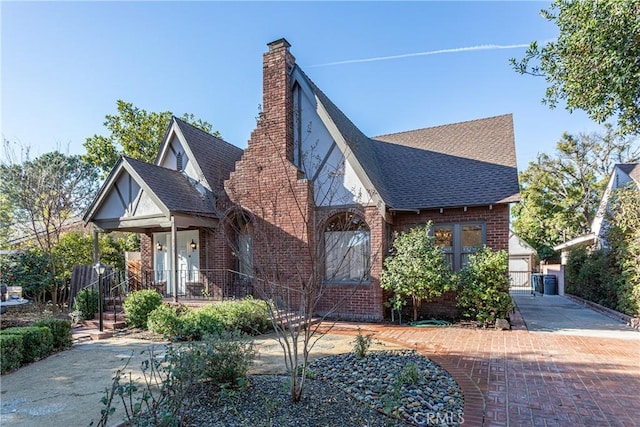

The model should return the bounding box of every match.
[186,350,464,426]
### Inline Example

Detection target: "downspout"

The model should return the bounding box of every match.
[171,216,178,303]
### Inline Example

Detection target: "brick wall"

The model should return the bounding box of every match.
[387,204,510,320]
[225,39,315,311]
[391,204,510,251]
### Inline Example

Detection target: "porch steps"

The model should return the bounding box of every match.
[272,310,321,331]
[72,297,127,340]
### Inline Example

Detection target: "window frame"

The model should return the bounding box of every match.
[431,222,486,271]
[323,213,371,284]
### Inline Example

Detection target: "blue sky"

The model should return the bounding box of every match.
[2,1,604,170]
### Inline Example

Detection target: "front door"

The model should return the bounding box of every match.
[154,230,199,296]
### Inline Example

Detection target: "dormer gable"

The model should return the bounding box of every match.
[155,117,211,191]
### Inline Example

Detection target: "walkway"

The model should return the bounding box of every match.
[325,296,640,426]
[2,296,639,426]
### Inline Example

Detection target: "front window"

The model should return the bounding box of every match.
[324,213,370,282]
[433,222,485,271]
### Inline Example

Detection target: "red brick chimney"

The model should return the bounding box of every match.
[261,38,295,162]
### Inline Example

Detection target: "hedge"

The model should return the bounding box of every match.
[0,326,53,363]
[0,334,23,374]
[33,318,73,351]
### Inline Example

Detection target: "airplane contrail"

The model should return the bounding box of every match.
[309,43,532,67]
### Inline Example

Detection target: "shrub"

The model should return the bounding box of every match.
[123,289,163,329]
[351,327,374,358]
[457,248,514,324]
[381,223,454,322]
[0,326,53,363]
[181,307,224,340]
[92,345,205,427]
[209,297,270,334]
[33,318,72,351]
[73,288,101,320]
[147,304,188,339]
[565,247,619,309]
[188,330,256,386]
[0,334,23,374]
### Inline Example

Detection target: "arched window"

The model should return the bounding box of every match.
[324,213,370,282]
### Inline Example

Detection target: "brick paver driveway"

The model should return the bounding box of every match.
[324,299,640,427]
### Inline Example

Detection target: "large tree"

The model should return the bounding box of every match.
[512,128,639,258]
[0,143,99,307]
[511,0,640,135]
[83,100,217,176]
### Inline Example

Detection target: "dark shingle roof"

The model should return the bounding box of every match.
[124,157,218,217]
[617,163,640,184]
[173,117,244,193]
[297,66,519,210]
[372,115,520,210]
[296,69,393,204]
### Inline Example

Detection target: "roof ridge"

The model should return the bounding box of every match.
[173,116,242,152]
[372,113,513,139]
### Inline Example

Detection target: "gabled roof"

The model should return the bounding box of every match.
[83,156,218,227]
[372,115,520,210]
[297,68,519,211]
[617,162,640,185]
[124,157,217,216]
[172,117,243,193]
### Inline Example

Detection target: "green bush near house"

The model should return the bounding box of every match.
[456,248,514,324]
[73,288,102,321]
[147,303,190,339]
[0,334,24,374]
[147,297,271,341]
[33,318,72,351]
[123,289,163,329]
[0,326,53,364]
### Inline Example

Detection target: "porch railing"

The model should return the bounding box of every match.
[137,269,254,300]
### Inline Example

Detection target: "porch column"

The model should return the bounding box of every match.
[171,216,179,302]
[92,228,100,264]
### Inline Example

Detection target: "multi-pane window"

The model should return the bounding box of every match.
[324,213,370,282]
[433,223,485,271]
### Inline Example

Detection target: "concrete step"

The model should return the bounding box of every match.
[83,318,127,330]
[72,326,114,341]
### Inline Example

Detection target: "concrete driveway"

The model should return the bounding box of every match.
[512,294,640,339]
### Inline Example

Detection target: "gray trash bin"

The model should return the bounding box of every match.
[543,275,557,295]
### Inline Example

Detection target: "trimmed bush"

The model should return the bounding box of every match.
[457,248,514,324]
[147,304,188,339]
[0,334,24,374]
[73,288,101,320]
[0,326,53,363]
[147,298,271,341]
[123,289,163,329]
[33,318,72,351]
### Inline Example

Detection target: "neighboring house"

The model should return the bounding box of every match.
[508,231,537,292]
[84,38,520,321]
[554,163,640,263]
[5,216,88,249]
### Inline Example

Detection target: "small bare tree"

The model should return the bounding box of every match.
[223,114,384,402]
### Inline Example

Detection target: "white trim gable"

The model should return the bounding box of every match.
[291,68,385,213]
[84,159,172,231]
[155,118,213,192]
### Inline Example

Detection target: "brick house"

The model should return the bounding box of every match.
[84,38,520,321]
